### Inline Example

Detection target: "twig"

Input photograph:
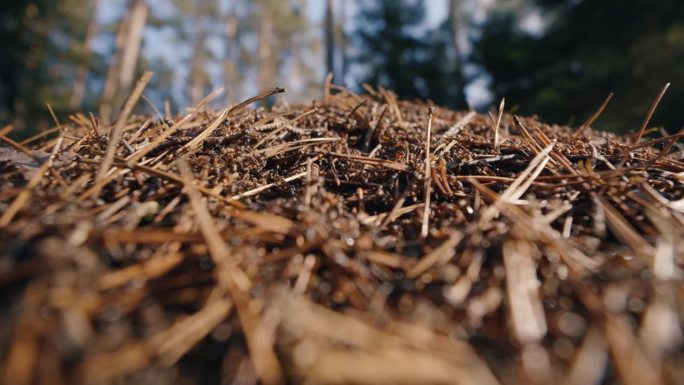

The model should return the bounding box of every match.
[95,71,153,191]
[574,92,613,137]
[346,99,367,119]
[255,107,317,148]
[421,107,434,238]
[261,138,339,158]
[323,152,409,172]
[126,113,195,164]
[493,98,505,153]
[0,133,39,160]
[441,111,476,139]
[0,129,67,227]
[182,107,230,152]
[99,71,152,160]
[407,231,463,279]
[18,126,61,146]
[633,83,670,145]
[438,111,477,157]
[0,162,50,228]
[363,104,387,152]
[228,172,307,201]
[0,124,13,137]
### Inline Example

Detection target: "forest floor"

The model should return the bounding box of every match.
[1,84,683,385]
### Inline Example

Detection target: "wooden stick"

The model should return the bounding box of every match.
[228,172,307,201]
[182,107,230,152]
[494,98,505,153]
[323,152,409,172]
[0,161,49,228]
[0,133,39,160]
[574,92,613,137]
[633,83,670,145]
[421,107,434,238]
[95,71,153,192]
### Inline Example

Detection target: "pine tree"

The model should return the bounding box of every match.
[70,0,103,109]
[100,0,149,124]
[354,0,467,108]
[472,0,684,131]
[0,0,107,136]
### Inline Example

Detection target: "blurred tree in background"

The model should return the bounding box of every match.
[1,1,104,133]
[472,0,684,132]
[0,0,682,138]
[354,0,467,108]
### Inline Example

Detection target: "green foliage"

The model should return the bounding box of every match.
[472,0,684,132]
[0,2,57,128]
[354,0,467,108]
[0,1,103,135]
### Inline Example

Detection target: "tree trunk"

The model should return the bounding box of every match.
[448,0,462,61]
[190,12,208,105]
[70,0,103,109]
[257,1,273,93]
[448,0,467,107]
[336,0,348,83]
[118,0,148,94]
[324,0,335,81]
[99,5,130,124]
[223,1,239,104]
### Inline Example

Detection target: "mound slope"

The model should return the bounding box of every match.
[1,86,683,384]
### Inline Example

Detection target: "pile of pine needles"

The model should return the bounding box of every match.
[1,77,683,384]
